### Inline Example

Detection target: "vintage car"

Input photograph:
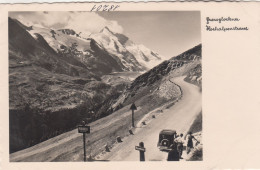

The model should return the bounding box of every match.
[157,129,177,152]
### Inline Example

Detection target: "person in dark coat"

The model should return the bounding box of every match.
[167,142,179,161]
[186,131,199,154]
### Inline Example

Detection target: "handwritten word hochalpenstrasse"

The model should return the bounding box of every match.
[206,25,248,32]
[206,17,240,24]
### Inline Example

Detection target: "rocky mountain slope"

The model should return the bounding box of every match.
[8,17,163,153]
[27,24,163,73]
[110,44,202,111]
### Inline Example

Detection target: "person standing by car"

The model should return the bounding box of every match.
[175,133,184,159]
[186,131,199,154]
[167,142,179,161]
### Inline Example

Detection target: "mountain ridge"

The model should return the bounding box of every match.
[8,17,164,153]
[16,17,164,72]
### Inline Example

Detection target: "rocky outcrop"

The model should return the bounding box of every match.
[110,44,202,112]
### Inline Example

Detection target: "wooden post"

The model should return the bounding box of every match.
[132,110,135,127]
[139,142,145,161]
[83,133,86,162]
[135,142,146,161]
[78,121,90,162]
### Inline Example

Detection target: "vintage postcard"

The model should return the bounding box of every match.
[0,1,260,170]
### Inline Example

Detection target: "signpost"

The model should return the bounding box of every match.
[135,142,146,161]
[78,125,90,133]
[78,121,90,162]
[130,103,137,127]
[135,146,146,152]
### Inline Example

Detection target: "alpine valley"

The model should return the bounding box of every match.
[9,17,164,153]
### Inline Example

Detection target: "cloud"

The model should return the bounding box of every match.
[9,11,123,34]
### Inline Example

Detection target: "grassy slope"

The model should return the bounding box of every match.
[10,75,182,161]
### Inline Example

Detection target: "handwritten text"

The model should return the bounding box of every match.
[206,17,249,32]
[90,5,120,12]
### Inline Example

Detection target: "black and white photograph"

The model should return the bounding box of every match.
[8,11,202,162]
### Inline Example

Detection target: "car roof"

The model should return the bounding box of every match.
[159,129,176,135]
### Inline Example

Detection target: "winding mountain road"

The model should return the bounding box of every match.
[10,76,201,162]
[99,76,202,161]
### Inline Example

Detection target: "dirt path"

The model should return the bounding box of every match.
[98,76,202,161]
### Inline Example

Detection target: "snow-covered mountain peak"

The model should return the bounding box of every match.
[89,26,165,70]
[90,27,128,57]
[125,43,165,69]
[23,18,164,72]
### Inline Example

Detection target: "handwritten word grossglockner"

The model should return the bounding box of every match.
[90,5,120,12]
[206,17,240,24]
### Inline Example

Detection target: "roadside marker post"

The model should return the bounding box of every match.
[78,121,90,162]
[135,142,146,161]
[130,103,137,127]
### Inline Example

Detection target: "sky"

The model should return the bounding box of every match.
[9,11,201,59]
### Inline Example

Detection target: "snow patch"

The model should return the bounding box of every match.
[126,44,165,69]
